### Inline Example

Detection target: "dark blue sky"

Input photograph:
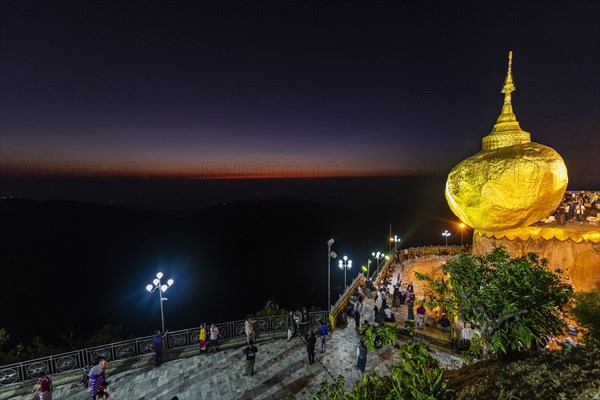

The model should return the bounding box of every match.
[1,0,599,198]
[0,1,598,343]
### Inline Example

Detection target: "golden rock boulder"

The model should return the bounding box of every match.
[445,52,568,232]
[446,142,568,231]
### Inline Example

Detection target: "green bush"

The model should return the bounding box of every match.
[570,281,600,345]
[312,324,446,399]
[416,246,572,355]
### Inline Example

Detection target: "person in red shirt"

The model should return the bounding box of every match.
[416,302,427,329]
[34,374,53,400]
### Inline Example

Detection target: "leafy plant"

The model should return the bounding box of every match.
[313,324,446,399]
[569,280,600,345]
[464,333,488,359]
[416,246,572,355]
[387,324,446,399]
[359,322,398,351]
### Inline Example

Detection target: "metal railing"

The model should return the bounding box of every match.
[370,246,469,286]
[329,246,470,325]
[330,274,366,322]
[0,311,328,388]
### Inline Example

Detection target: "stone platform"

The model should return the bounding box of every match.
[3,257,465,400]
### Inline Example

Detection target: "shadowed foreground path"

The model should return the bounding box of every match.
[7,323,462,400]
[5,257,465,399]
[8,329,388,400]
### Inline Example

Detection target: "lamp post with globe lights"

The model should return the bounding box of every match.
[372,251,384,269]
[338,256,352,289]
[327,238,337,312]
[442,230,451,246]
[391,235,401,253]
[146,272,174,333]
[372,251,386,278]
[459,223,466,246]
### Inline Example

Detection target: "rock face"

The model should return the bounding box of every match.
[472,230,600,292]
[445,142,568,231]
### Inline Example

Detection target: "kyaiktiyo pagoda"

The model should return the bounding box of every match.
[445,51,600,291]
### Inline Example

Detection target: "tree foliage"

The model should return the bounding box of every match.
[569,280,600,345]
[0,324,136,364]
[311,324,446,400]
[416,246,572,354]
[359,322,398,351]
[0,328,9,351]
[85,324,133,347]
[0,335,56,365]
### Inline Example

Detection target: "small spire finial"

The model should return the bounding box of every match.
[502,51,515,95]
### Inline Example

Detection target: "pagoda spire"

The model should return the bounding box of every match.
[498,50,516,121]
[481,51,531,150]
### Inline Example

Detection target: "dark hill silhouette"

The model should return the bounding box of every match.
[0,191,457,347]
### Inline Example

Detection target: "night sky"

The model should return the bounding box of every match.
[1,0,598,196]
[0,1,599,343]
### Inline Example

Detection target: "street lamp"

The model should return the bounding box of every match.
[442,230,451,246]
[372,251,384,276]
[338,256,352,289]
[372,251,383,268]
[390,235,401,252]
[459,223,465,246]
[327,238,336,312]
[146,272,174,333]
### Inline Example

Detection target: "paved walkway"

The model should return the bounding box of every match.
[5,257,465,400]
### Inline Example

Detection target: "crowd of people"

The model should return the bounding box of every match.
[344,252,473,359]
[553,191,600,225]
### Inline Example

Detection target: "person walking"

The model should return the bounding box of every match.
[153,329,168,366]
[306,331,317,365]
[300,307,309,336]
[33,374,53,400]
[208,324,219,352]
[356,339,367,377]
[407,297,415,321]
[416,302,426,329]
[575,202,585,222]
[373,293,382,321]
[88,358,105,399]
[242,340,258,376]
[245,318,255,344]
[287,311,296,341]
[393,284,401,307]
[199,323,207,353]
[319,320,328,352]
[353,299,362,331]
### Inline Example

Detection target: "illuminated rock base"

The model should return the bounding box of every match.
[472,225,600,292]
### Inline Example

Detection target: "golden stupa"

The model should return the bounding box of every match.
[445,52,568,232]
